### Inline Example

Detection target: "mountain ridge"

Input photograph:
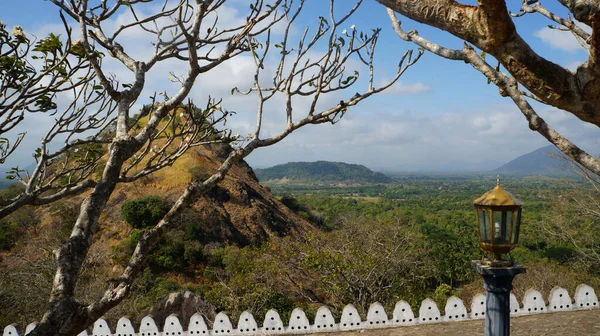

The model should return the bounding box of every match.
[255,161,393,184]
[494,145,570,175]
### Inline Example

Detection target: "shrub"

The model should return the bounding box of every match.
[0,184,24,200]
[280,195,301,211]
[184,240,205,264]
[543,245,576,264]
[121,195,170,229]
[111,230,142,265]
[147,232,187,271]
[0,218,15,250]
[432,284,454,313]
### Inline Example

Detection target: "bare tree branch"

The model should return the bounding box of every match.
[378,0,600,128]
[387,8,600,176]
[512,0,591,46]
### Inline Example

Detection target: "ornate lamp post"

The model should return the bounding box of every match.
[472,176,526,336]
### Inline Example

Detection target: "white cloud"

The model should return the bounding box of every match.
[534,28,584,52]
[381,81,431,96]
[246,104,600,172]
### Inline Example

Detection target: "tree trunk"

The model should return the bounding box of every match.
[28,300,91,336]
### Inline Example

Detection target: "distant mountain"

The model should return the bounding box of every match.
[255,161,393,184]
[495,145,571,175]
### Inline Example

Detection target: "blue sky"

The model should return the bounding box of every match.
[2,0,598,172]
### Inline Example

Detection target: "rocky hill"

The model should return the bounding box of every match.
[97,142,314,246]
[0,141,314,325]
[255,161,393,184]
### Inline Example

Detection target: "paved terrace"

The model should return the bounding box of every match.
[326,309,600,336]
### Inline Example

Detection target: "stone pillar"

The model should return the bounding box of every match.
[472,261,526,336]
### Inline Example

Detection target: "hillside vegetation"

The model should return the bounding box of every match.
[3,149,600,330]
[255,161,392,184]
[0,141,314,327]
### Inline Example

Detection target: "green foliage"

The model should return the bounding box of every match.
[185,217,206,241]
[203,218,432,317]
[127,268,189,312]
[0,25,95,114]
[0,183,23,199]
[432,284,454,313]
[112,230,142,265]
[245,174,594,312]
[0,218,15,250]
[280,218,431,313]
[107,174,600,321]
[184,240,205,264]
[120,195,170,229]
[204,245,295,320]
[420,214,479,287]
[0,184,42,250]
[6,171,600,326]
[147,231,187,270]
[33,33,62,54]
[280,195,301,211]
[279,195,327,229]
[543,245,576,263]
[113,225,207,272]
[0,24,36,90]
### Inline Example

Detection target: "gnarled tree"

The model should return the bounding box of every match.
[0,19,109,218]
[4,0,421,335]
[378,0,600,176]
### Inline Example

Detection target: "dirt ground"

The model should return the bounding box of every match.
[322,309,600,336]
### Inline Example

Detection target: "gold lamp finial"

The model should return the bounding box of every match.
[497,175,500,186]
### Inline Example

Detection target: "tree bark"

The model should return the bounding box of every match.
[377,0,600,126]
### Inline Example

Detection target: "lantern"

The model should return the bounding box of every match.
[473,176,523,265]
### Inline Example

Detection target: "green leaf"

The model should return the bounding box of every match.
[69,43,86,58]
[34,94,57,111]
[341,76,355,85]
[33,33,63,54]
[33,147,42,159]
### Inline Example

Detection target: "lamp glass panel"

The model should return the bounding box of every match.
[493,210,509,244]
[511,208,521,244]
[478,209,490,243]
